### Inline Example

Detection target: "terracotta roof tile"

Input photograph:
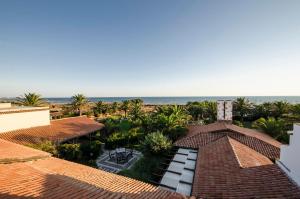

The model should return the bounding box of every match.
[228,137,273,168]
[191,136,300,198]
[0,158,186,199]
[175,122,280,160]
[0,138,50,164]
[0,116,104,145]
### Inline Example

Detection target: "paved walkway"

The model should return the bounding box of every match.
[96,149,142,173]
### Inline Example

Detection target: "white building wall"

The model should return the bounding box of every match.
[277,124,300,186]
[0,110,50,133]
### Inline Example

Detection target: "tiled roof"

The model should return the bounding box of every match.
[0,116,104,145]
[192,136,300,198]
[175,122,280,160]
[0,140,186,199]
[174,123,300,198]
[0,138,50,164]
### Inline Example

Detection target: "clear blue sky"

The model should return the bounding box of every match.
[1,0,300,97]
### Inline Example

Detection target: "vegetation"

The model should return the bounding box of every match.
[141,132,172,155]
[120,100,130,118]
[71,94,88,116]
[119,155,165,183]
[17,93,46,106]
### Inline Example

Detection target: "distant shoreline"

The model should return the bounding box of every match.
[2,96,300,105]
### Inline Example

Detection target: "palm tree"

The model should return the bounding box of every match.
[233,97,252,122]
[273,101,290,119]
[252,117,286,141]
[94,101,108,116]
[110,102,119,114]
[71,94,88,116]
[120,100,130,118]
[129,101,143,121]
[17,93,46,107]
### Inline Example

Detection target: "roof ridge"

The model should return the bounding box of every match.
[227,136,273,168]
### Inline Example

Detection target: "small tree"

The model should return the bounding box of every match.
[141,131,172,156]
[120,100,130,118]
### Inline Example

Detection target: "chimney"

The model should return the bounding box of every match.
[217,100,233,122]
[277,124,300,186]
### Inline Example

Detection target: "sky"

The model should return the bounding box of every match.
[0,0,300,97]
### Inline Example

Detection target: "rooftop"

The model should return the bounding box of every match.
[0,116,104,145]
[174,122,300,198]
[0,139,186,199]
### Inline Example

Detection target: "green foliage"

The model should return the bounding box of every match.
[273,101,290,119]
[119,155,164,183]
[232,120,244,127]
[58,143,81,160]
[16,93,46,107]
[120,100,130,118]
[252,117,289,143]
[71,94,88,116]
[93,101,109,116]
[80,140,102,159]
[186,101,216,123]
[141,132,171,156]
[233,97,252,122]
[28,141,57,155]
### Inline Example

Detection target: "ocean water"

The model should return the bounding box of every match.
[44,96,300,105]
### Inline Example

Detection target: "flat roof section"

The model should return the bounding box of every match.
[159,148,198,196]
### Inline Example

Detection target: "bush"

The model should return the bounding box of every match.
[166,126,187,141]
[28,141,58,156]
[58,143,81,160]
[80,140,102,159]
[141,131,171,156]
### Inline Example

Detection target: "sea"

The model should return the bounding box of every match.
[41,96,300,105]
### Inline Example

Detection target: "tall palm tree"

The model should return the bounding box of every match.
[17,93,46,107]
[233,97,252,122]
[71,94,88,116]
[120,100,130,118]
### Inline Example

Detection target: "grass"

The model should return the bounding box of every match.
[118,154,165,184]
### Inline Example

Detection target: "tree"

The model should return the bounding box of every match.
[120,100,130,118]
[203,101,217,123]
[71,94,88,116]
[252,117,288,142]
[129,101,144,121]
[273,101,290,119]
[186,102,204,121]
[234,97,252,122]
[292,104,300,117]
[94,101,108,116]
[110,102,119,114]
[17,93,46,107]
[141,131,172,155]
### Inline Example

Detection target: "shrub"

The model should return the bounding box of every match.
[80,140,102,159]
[58,143,81,160]
[28,141,58,156]
[166,126,187,141]
[141,131,171,156]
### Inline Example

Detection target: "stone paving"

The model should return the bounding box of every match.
[96,149,143,173]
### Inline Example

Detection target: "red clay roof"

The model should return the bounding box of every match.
[0,138,50,164]
[0,116,104,145]
[175,122,280,160]
[0,140,186,199]
[191,136,300,198]
[174,123,300,198]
